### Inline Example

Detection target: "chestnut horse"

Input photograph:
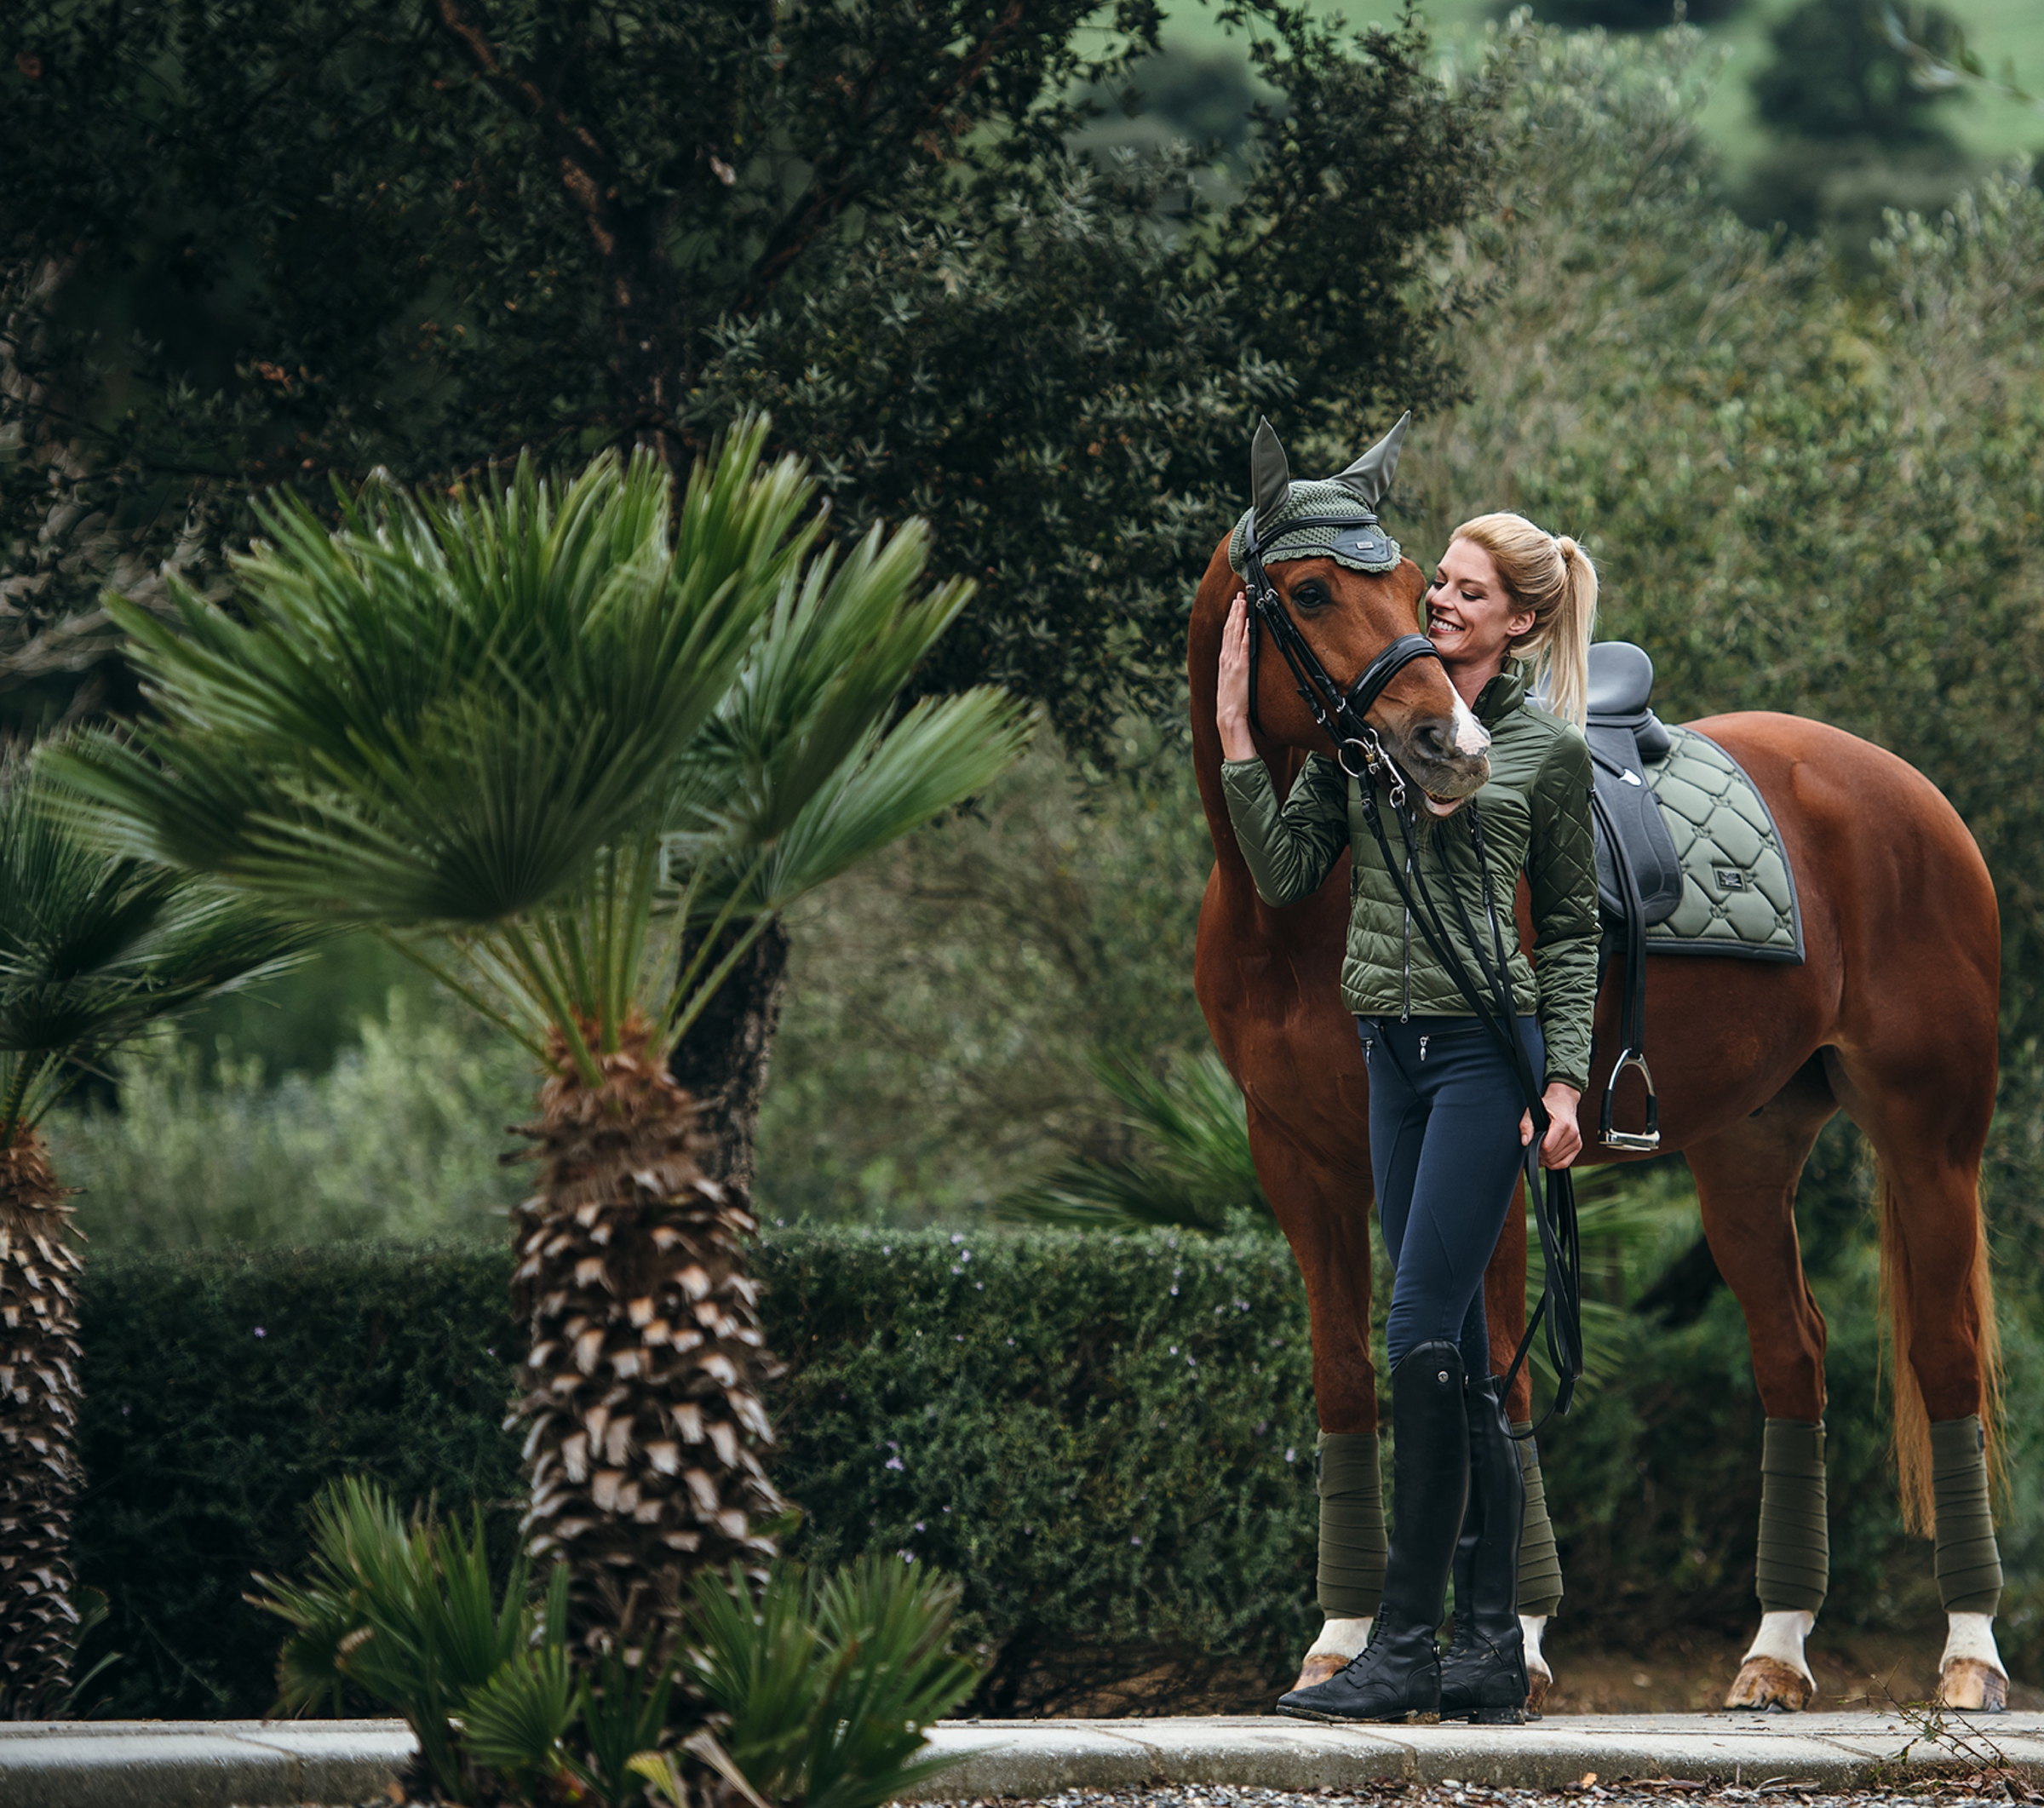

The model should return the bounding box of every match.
[1189,501,2006,1712]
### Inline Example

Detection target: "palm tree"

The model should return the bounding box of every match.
[0,753,309,1712]
[52,422,1030,1655]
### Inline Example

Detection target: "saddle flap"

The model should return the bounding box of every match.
[1587,723,1684,927]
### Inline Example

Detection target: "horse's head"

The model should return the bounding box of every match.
[1224,414,1490,812]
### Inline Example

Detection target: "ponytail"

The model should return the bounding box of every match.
[1448,514,1599,730]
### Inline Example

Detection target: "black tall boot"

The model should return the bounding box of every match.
[1438,1374,1530,1724]
[1278,1341,1468,1723]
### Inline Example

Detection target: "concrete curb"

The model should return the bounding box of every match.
[903,1713,2044,1799]
[1,1712,2037,1805]
[0,1719,413,1806]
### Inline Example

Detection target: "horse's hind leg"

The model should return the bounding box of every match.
[1245,1105,1384,1691]
[1823,1038,2007,1712]
[1684,1056,1839,1711]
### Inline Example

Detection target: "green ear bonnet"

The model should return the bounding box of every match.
[1227,412,1411,577]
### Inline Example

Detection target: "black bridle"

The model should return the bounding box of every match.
[1240,506,1585,1432]
[1240,509,1439,781]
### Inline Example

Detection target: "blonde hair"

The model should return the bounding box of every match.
[1447,513,1599,729]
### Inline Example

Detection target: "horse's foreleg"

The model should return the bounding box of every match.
[1245,1106,1381,1691]
[1685,1065,1836,1712]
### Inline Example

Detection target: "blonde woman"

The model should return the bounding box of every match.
[1216,513,1600,1725]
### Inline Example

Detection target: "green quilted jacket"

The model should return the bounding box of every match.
[1220,669,1600,1089]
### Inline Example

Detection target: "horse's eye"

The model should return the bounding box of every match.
[1290,582,1331,612]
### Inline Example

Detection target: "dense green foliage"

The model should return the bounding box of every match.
[71,1228,2044,1720]
[0,0,1487,755]
[1411,28,2044,1047]
[49,1002,525,1251]
[250,1478,973,1808]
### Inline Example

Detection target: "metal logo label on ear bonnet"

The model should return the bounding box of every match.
[1330,520,1398,571]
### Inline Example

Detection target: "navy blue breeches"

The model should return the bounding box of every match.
[1360,1013,1544,1376]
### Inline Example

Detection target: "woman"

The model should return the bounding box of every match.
[1215,514,1600,1725]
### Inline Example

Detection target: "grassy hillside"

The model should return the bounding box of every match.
[1154,0,2043,176]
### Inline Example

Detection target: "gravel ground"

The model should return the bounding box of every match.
[919,1781,2044,1808]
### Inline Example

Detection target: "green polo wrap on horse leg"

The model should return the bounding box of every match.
[1513,1422,1564,1616]
[1931,1415,2001,1615]
[1755,1418,1829,1612]
[1317,1432,1387,1617]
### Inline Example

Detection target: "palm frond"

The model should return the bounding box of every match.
[1000,1048,1270,1234]
[672,691,1033,929]
[686,1557,976,1808]
[659,505,1032,940]
[50,425,802,930]
[0,747,314,1133]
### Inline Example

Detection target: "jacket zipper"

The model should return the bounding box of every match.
[1401,854,1413,1021]
[1419,1034,1431,1063]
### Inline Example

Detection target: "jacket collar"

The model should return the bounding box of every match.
[1473,666,1527,726]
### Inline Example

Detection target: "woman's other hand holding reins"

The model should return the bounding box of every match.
[1218,593,1258,762]
[1521,1082,1583,1168]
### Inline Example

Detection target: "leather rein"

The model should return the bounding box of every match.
[1239,508,1585,1432]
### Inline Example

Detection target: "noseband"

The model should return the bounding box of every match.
[1240,508,1440,787]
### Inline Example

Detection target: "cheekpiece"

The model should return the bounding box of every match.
[1228,478,1403,577]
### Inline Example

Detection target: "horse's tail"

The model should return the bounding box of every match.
[1878,1160,2002,1535]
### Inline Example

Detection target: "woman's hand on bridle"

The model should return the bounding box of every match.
[1218,592,1258,762]
[1521,1082,1584,1169]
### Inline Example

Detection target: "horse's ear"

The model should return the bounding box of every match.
[1329,410,1411,509]
[1250,416,1291,524]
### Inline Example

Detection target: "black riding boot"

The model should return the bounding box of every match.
[1438,1375,1530,1724]
[1278,1342,1468,1722]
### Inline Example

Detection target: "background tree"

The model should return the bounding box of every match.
[0,755,307,1709]
[1739,0,1972,240]
[1,0,1490,1181]
[53,428,1030,1653]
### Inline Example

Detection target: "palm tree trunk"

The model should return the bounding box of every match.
[664,919,791,1195]
[513,1015,784,1659]
[0,1130,83,1715]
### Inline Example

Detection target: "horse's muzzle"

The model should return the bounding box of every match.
[1395,713,1490,810]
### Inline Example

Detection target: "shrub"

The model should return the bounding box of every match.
[72,1229,2044,1719]
[48,997,530,1252]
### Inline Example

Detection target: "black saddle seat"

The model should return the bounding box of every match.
[1584,642,1681,927]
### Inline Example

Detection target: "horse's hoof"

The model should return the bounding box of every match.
[1725,1656,1813,1712]
[1526,1657,1552,1715]
[1937,1657,2008,1713]
[1293,1653,1347,1690]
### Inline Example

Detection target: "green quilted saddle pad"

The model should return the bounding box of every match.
[1642,726,1804,961]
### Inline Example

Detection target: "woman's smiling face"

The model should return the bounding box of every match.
[1425,537,1536,672]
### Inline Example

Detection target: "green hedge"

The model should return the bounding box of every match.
[73,1229,2044,1718]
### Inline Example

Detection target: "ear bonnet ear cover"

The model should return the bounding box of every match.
[1229,413,1409,577]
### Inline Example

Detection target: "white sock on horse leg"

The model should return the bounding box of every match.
[1742,1609,1816,1685]
[1941,1610,2005,1676]
[1306,1616,1373,1661]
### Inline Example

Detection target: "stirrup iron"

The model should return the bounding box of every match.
[1599,1047,1660,1151]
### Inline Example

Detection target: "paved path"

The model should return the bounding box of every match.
[0,1712,2037,1805]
